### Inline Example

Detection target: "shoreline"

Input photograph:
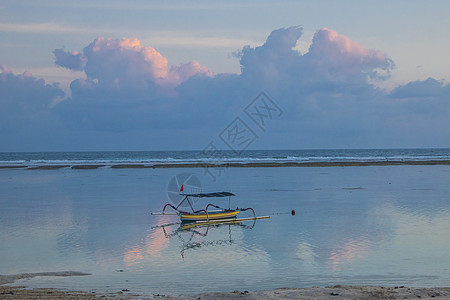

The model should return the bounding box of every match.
[1,273,450,299]
[1,159,450,170]
[0,272,91,286]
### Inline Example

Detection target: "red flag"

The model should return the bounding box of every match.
[180,184,184,192]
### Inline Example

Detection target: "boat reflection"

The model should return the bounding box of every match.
[155,219,257,260]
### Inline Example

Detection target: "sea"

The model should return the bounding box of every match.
[1,148,450,167]
[1,149,450,295]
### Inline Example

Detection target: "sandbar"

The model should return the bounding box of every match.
[27,165,71,170]
[150,160,450,168]
[71,165,107,169]
[1,160,450,170]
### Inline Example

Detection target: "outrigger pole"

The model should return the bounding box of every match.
[194,215,270,225]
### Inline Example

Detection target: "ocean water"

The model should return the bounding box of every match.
[1,150,450,295]
[1,148,450,167]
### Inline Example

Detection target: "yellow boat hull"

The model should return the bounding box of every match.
[180,210,240,222]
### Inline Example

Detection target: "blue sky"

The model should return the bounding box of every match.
[1,0,449,151]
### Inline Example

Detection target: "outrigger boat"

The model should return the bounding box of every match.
[155,191,268,223]
[151,189,271,259]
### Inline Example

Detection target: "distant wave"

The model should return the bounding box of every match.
[1,149,450,167]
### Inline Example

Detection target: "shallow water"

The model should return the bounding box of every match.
[1,165,450,295]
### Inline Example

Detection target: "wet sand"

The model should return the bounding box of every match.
[175,286,450,300]
[1,284,450,299]
[1,274,450,299]
[0,272,91,286]
[2,159,450,170]
[0,272,139,299]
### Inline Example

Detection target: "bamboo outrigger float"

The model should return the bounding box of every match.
[153,190,269,223]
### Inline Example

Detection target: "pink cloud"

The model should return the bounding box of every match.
[308,28,393,78]
[0,64,12,73]
[168,60,213,85]
[83,37,169,87]
[55,37,213,93]
[1,64,38,83]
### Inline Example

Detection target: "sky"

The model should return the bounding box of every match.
[1,0,450,151]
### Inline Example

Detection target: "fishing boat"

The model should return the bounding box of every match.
[158,190,258,223]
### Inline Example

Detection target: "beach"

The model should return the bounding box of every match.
[2,281,450,299]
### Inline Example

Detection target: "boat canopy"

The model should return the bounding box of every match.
[180,192,235,198]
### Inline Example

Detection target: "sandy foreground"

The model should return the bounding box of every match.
[1,273,450,300]
[2,285,450,300]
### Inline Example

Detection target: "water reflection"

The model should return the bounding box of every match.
[124,216,170,268]
[295,241,318,266]
[154,219,257,260]
[328,237,371,271]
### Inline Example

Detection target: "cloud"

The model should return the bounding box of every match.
[390,77,450,99]
[53,49,86,71]
[307,28,393,79]
[0,65,66,150]
[51,37,215,135]
[229,27,447,148]
[55,37,213,93]
[236,27,393,96]
[60,26,392,103]
[237,26,304,84]
[0,64,64,109]
[1,26,450,150]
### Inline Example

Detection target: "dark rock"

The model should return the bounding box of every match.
[1,291,14,295]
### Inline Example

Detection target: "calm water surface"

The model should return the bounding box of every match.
[1,165,450,295]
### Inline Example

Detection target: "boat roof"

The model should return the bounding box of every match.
[180,192,235,198]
